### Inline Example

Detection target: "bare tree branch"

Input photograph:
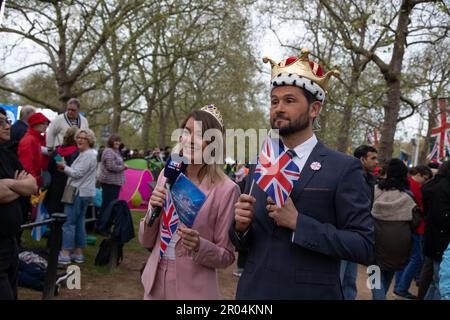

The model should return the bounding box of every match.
[0,62,53,81]
[0,85,57,110]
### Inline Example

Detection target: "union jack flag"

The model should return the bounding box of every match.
[254,137,300,208]
[427,99,450,163]
[159,191,179,258]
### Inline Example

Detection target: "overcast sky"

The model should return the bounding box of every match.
[1,2,425,144]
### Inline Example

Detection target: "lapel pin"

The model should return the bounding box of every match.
[310,162,321,171]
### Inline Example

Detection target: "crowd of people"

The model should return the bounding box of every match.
[1,47,450,301]
[346,146,450,300]
[0,99,186,299]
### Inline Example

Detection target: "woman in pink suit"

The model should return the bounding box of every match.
[139,105,240,300]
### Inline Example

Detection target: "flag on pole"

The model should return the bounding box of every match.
[253,137,300,208]
[31,202,50,241]
[366,127,379,148]
[427,99,450,163]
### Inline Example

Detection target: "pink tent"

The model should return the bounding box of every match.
[119,165,154,211]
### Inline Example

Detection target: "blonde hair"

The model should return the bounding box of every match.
[75,128,96,148]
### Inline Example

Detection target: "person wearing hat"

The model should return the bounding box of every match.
[230,48,374,299]
[17,112,50,188]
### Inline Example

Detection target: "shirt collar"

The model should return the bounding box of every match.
[291,134,318,159]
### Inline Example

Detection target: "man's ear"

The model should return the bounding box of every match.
[309,101,322,118]
[360,156,368,166]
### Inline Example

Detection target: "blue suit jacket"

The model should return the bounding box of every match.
[230,142,374,299]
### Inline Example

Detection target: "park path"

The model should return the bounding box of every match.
[20,252,417,300]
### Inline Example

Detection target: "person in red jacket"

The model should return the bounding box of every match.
[17,113,50,188]
[394,165,432,299]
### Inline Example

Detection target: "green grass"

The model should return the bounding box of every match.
[19,210,147,298]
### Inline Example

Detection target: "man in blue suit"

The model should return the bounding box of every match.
[229,48,374,300]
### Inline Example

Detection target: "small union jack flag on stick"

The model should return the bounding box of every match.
[251,137,300,208]
[159,191,179,258]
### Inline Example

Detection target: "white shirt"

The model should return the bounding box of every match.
[289,134,318,173]
[286,134,318,242]
[46,113,89,149]
[163,232,180,260]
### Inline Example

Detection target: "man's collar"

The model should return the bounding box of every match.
[291,134,318,158]
[65,112,79,120]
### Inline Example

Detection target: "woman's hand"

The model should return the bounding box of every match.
[149,185,166,210]
[177,227,200,252]
[56,161,65,170]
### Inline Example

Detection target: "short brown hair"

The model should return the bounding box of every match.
[63,126,78,146]
[107,134,121,148]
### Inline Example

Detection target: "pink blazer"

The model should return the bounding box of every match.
[139,171,240,299]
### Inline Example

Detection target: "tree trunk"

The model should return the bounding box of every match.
[336,102,353,153]
[110,72,122,133]
[336,30,366,153]
[141,21,161,150]
[57,82,71,112]
[336,70,362,153]
[379,79,402,163]
[141,104,153,151]
[55,2,70,113]
[377,0,414,163]
[110,34,122,133]
[158,103,168,148]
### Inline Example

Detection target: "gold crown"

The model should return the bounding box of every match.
[263,48,340,96]
[200,104,223,128]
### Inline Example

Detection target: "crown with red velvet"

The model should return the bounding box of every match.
[263,48,339,102]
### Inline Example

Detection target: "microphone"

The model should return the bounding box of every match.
[147,155,187,226]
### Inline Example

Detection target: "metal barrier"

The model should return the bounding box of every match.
[20,213,66,300]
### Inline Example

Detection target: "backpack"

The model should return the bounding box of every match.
[94,238,123,267]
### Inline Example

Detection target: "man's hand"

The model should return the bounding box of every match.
[234,194,256,233]
[177,227,200,252]
[266,196,298,231]
[9,173,38,196]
